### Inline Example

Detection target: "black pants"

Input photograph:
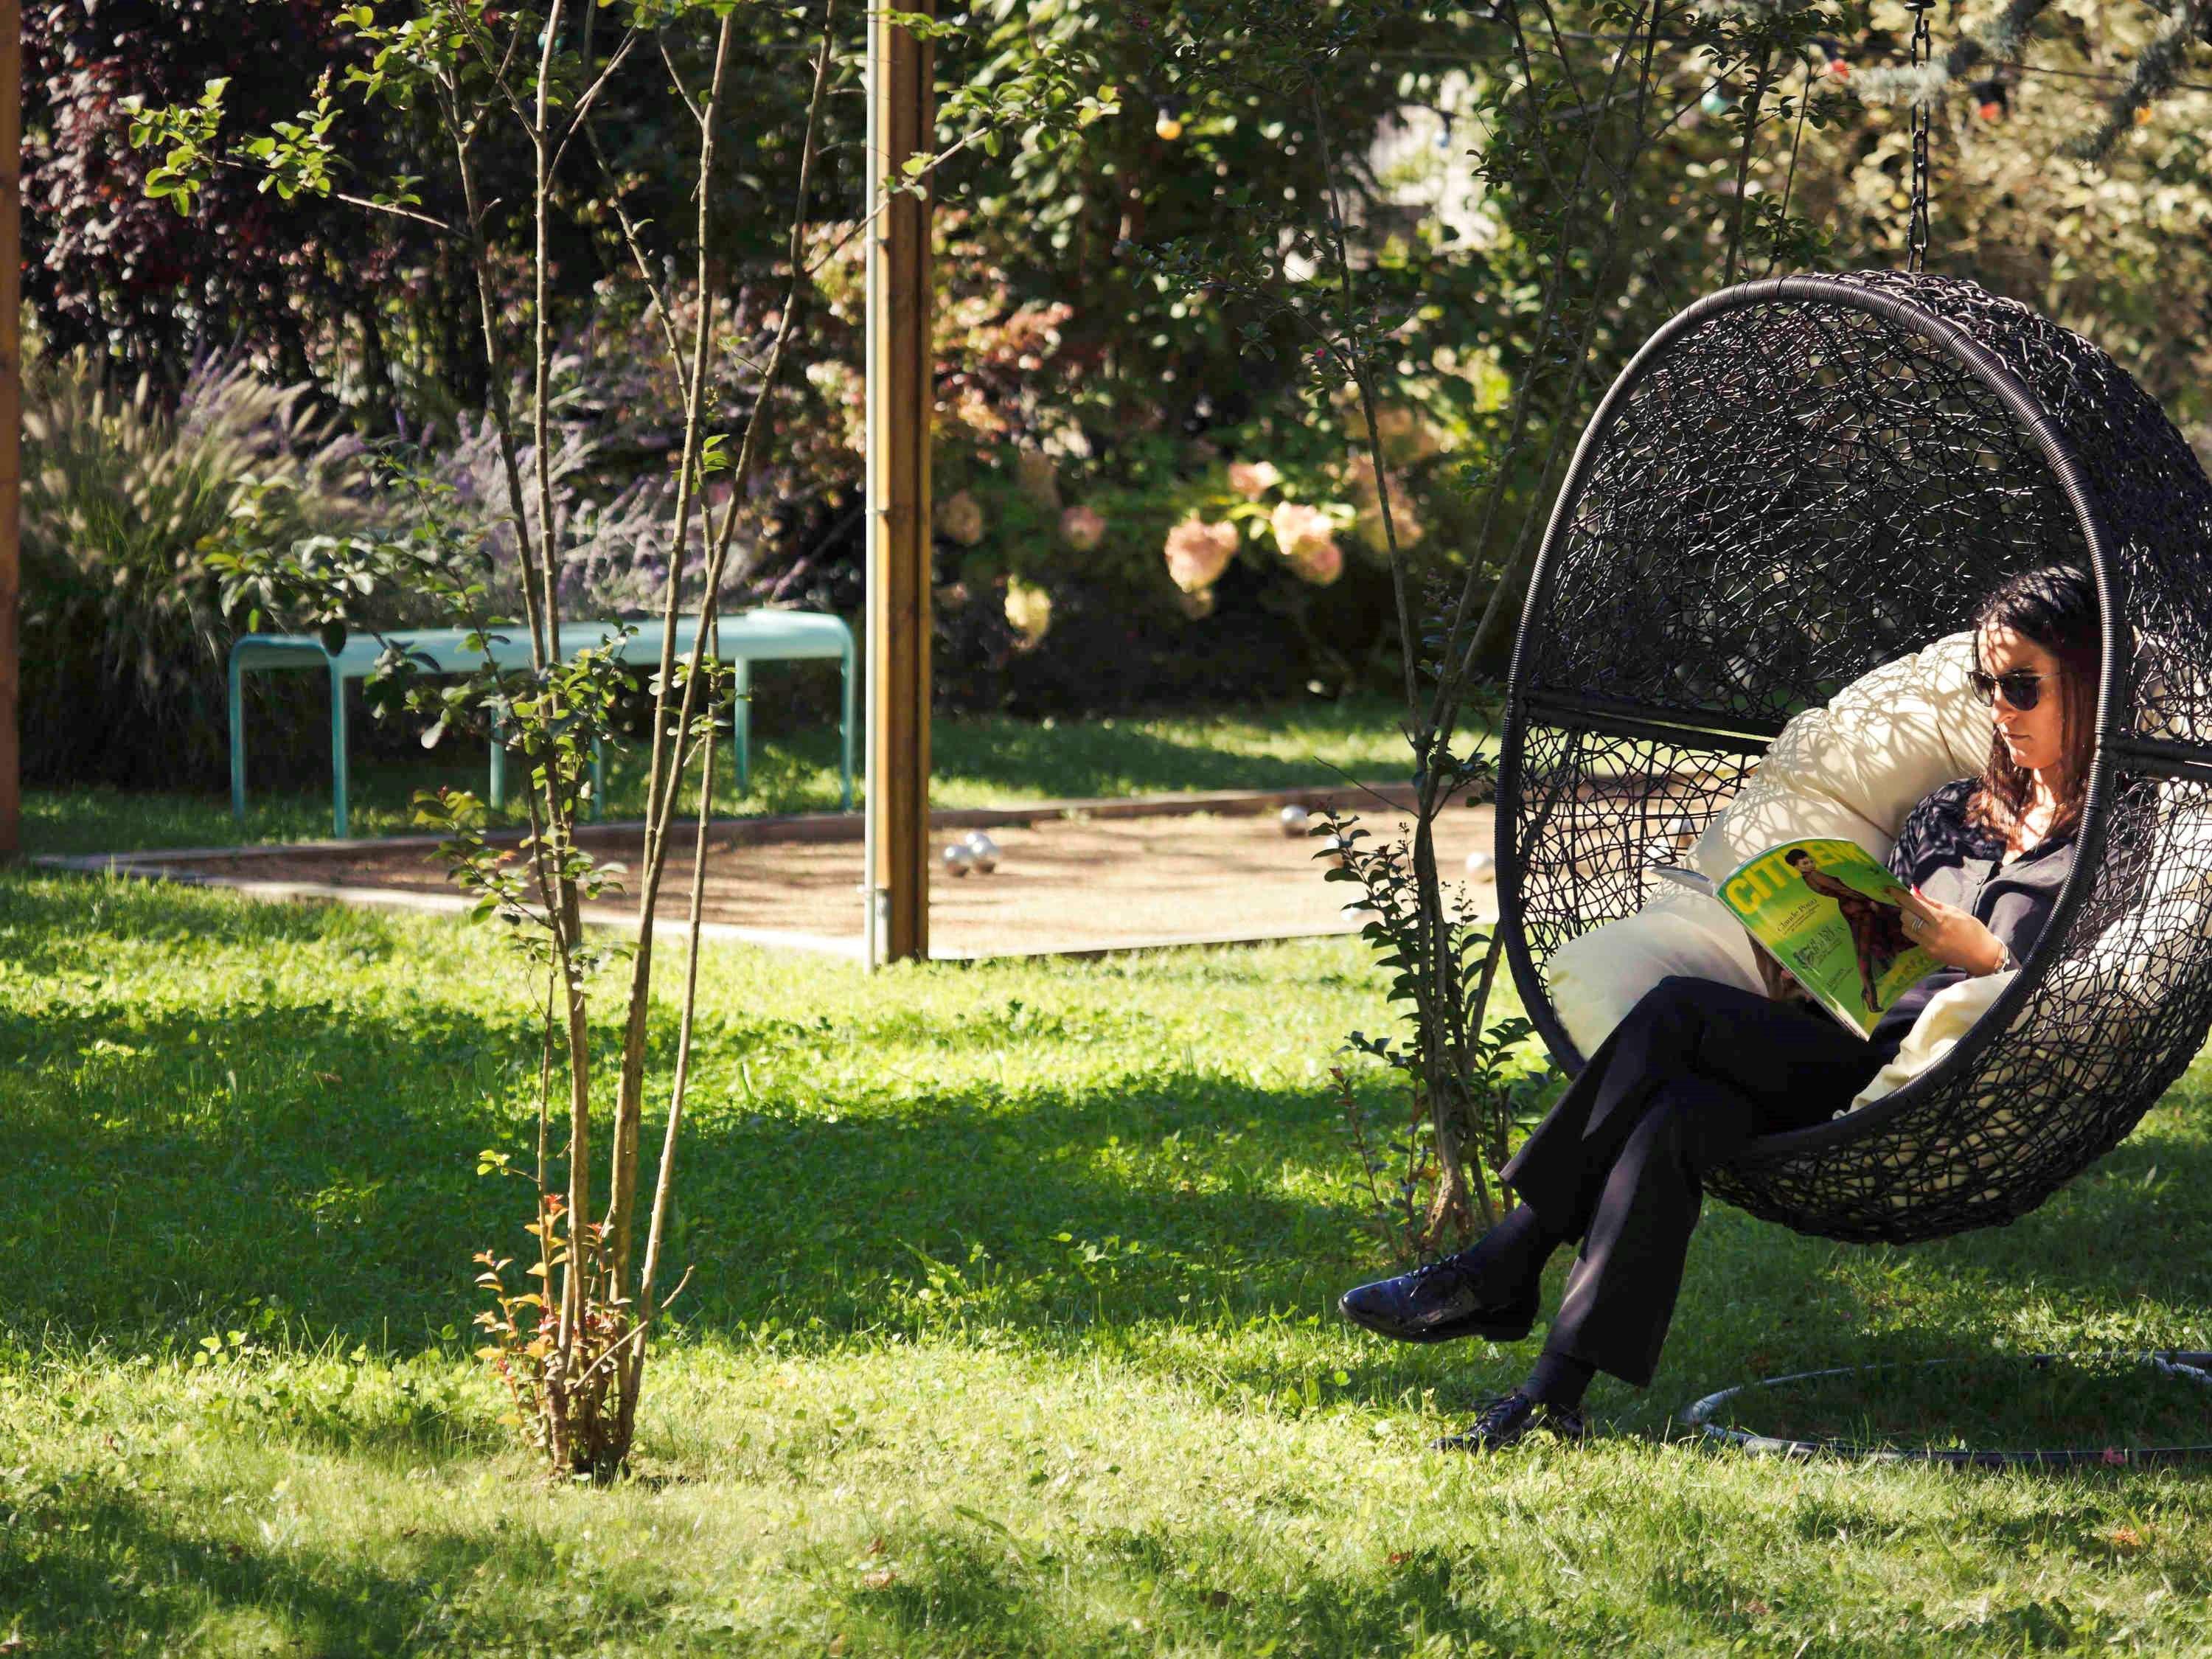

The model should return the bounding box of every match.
[1498,976,1896,1388]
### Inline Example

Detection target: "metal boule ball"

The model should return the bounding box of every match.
[1464,849,1495,880]
[1279,804,1312,837]
[964,830,1000,873]
[942,841,977,877]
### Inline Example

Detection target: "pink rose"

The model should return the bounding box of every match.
[1268,500,1333,561]
[1227,460,1281,500]
[934,490,986,547]
[1288,536,1344,586]
[1060,505,1106,552]
[1164,515,1239,593]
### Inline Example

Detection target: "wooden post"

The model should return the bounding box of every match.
[0,0,20,858]
[863,0,933,964]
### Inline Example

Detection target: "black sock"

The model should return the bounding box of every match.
[1525,1347,1596,1411]
[1447,1203,1570,1302]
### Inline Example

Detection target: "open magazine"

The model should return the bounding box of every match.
[1654,838,1939,1039]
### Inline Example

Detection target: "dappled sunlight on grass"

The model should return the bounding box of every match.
[6,872,2212,1653]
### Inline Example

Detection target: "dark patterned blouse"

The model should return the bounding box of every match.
[1867,776,2079,1054]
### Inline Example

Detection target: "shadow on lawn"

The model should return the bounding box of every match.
[822,1514,1585,1657]
[1613,1109,2212,1439]
[0,973,1366,1358]
[2,1483,569,1658]
[12,875,2211,1439]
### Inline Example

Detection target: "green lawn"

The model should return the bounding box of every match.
[24,695,1439,857]
[6,863,2212,1655]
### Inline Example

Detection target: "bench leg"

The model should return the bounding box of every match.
[229,653,248,824]
[330,667,350,839]
[732,658,751,798]
[489,714,507,812]
[839,642,855,812]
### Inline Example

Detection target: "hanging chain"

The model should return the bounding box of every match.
[1905,0,1934,272]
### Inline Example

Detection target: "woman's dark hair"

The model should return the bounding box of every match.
[1966,562,2101,845]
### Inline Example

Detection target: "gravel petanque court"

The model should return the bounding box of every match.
[62,787,1520,960]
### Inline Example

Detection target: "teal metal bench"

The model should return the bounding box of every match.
[229,612,856,838]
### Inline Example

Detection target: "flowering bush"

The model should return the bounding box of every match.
[1265,500,1345,585]
[1164,515,1239,593]
[1003,578,1054,646]
[1153,459,1357,608]
[1227,459,1281,499]
[935,490,988,548]
[1059,504,1105,551]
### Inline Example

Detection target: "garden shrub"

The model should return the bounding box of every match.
[19,341,378,789]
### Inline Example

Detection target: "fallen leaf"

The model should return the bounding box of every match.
[861,1569,896,1590]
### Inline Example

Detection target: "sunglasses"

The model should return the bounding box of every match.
[1968,669,2051,711]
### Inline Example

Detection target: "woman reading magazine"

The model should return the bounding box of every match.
[1338,562,2096,1452]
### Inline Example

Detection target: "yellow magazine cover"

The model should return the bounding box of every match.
[1658,838,1940,1037]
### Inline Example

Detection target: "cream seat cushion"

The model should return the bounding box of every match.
[1544,631,1994,1106]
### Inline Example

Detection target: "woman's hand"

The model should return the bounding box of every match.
[1896,890,2008,975]
[1751,939,1809,1004]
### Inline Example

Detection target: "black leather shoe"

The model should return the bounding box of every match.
[1431,1391,1589,1453]
[1337,1258,1537,1344]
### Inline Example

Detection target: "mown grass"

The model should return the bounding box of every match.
[5,865,2212,1655]
[24,692,1436,856]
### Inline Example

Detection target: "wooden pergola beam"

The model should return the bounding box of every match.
[863,0,933,965]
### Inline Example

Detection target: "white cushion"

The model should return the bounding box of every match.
[1848,970,2016,1111]
[1692,631,1992,882]
[1548,631,1994,1086]
[1547,883,1761,1060]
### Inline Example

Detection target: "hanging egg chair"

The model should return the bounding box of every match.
[1495,268,2212,1244]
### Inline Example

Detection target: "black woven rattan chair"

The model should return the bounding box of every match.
[1496,269,2212,1245]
